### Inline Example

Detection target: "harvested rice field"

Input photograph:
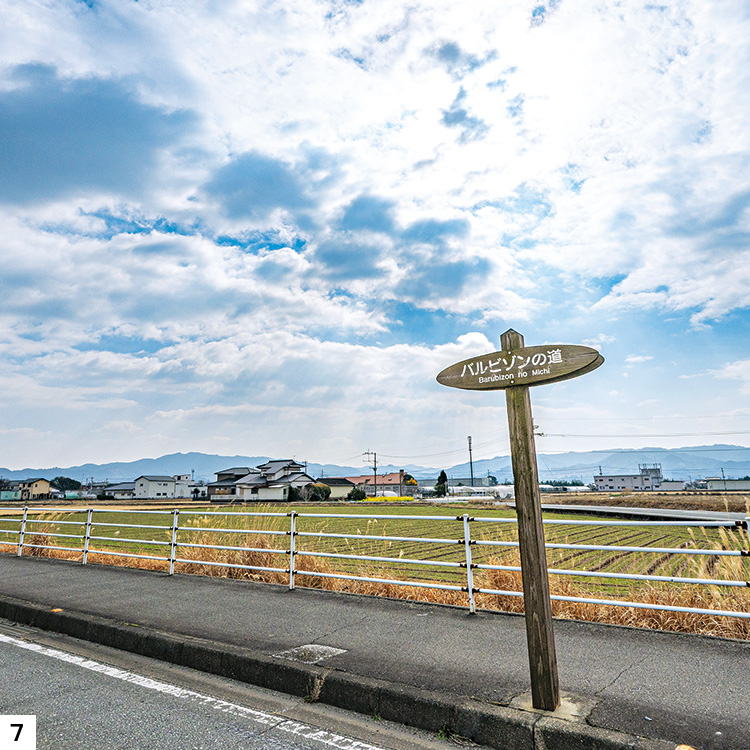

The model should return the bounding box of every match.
[1,501,748,639]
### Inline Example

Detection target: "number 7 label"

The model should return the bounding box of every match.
[1,716,35,749]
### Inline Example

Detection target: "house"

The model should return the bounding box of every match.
[135,476,176,498]
[173,474,191,498]
[209,460,314,502]
[84,481,110,498]
[104,482,136,500]
[315,477,355,499]
[593,464,663,492]
[207,467,255,500]
[345,471,409,496]
[237,460,314,501]
[19,478,51,501]
[133,474,198,499]
[0,481,21,502]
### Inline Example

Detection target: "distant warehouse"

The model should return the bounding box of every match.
[705,477,750,491]
[593,464,686,491]
[594,464,663,491]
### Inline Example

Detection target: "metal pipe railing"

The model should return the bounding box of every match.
[4,505,748,622]
[475,587,750,620]
[475,538,743,557]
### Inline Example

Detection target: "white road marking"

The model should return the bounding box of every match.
[0,633,386,750]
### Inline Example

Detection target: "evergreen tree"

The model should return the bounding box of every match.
[435,469,448,497]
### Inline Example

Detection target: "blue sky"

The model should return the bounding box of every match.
[1,0,749,471]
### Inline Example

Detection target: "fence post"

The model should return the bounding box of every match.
[17,506,28,557]
[462,514,476,614]
[169,509,179,575]
[82,507,94,565]
[289,511,297,590]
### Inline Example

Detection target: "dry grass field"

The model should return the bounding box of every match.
[1,500,748,640]
[540,490,750,514]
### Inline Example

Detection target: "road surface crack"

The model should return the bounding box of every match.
[596,652,650,695]
[314,613,371,642]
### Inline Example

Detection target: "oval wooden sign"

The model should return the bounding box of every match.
[437,344,604,391]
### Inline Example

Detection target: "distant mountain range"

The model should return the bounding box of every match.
[2,445,750,484]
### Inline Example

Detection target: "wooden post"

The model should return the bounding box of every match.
[501,328,560,711]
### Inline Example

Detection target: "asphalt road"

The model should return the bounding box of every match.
[0,620,457,750]
[0,555,748,749]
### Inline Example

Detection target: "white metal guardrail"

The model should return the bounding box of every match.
[0,506,748,620]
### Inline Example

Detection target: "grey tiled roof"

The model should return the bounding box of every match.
[268,472,313,486]
[234,474,267,486]
[256,459,304,472]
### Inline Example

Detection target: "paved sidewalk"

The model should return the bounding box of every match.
[0,554,746,750]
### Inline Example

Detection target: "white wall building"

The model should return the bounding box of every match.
[210,460,314,502]
[134,475,177,498]
[593,464,663,492]
[706,478,750,491]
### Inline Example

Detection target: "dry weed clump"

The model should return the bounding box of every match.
[475,552,750,640]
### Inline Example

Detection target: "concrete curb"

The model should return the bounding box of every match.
[0,594,675,750]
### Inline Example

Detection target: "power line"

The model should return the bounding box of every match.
[379,438,510,462]
[537,445,750,453]
[539,414,750,421]
[539,430,750,438]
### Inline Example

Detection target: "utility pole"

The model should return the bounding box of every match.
[721,467,727,491]
[468,436,474,486]
[364,451,377,498]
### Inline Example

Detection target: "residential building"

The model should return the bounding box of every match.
[345,470,410,496]
[84,481,110,497]
[104,482,136,500]
[209,460,314,502]
[19,478,51,501]
[174,474,191,498]
[135,475,176,498]
[207,467,256,501]
[0,481,21,502]
[593,464,663,492]
[315,477,355,499]
[134,474,201,499]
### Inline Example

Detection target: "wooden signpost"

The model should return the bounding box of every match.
[437,329,604,711]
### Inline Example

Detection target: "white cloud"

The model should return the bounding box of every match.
[713,359,750,394]
[582,334,616,349]
[1,0,749,466]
